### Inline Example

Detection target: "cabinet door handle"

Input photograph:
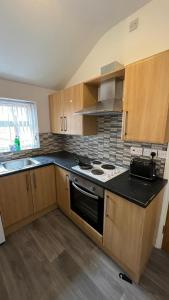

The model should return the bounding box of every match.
[65,174,69,190]
[106,197,116,223]
[33,173,37,189]
[121,111,128,139]
[26,174,29,192]
[60,117,63,131]
[66,117,67,131]
[64,116,67,132]
[105,196,110,218]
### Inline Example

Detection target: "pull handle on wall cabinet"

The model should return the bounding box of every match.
[122,97,128,111]
[64,116,67,132]
[60,117,63,132]
[65,117,67,132]
[121,111,128,140]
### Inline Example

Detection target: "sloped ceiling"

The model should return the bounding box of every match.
[0,0,151,89]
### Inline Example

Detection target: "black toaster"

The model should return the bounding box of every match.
[130,156,157,181]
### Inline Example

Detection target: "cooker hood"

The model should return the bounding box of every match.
[75,63,124,116]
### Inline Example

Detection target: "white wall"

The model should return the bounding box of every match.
[67,0,169,249]
[67,0,169,86]
[0,78,55,133]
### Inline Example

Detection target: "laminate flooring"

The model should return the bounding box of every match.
[0,209,169,300]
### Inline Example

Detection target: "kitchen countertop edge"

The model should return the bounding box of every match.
[0,151,167,208]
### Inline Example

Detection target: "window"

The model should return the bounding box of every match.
[0,98,40,152]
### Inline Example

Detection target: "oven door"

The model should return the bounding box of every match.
[70,181,104,234]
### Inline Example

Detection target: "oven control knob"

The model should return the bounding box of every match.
[91,187,96,192]
[74,178,78,183]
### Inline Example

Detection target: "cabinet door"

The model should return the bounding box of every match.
[0,172,33,227]
[103,191,143,273]
[49,92,64,134]
[70,84,83,135]
[31,166,57,213]
[123,50,169,143]
[162,204,169,254]
[56,167,70,216]
[62,87,73,134]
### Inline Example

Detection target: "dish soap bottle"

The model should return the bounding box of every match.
[14,136,21,151]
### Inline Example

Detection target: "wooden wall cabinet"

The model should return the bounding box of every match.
[0,166,57,231]
[122,50,169,143]
[0,171,34,227]
[49,92,63,134]
[62,87,73,134]
[56,167,70,216]
[49,83,97,136]
[103,190,163,282]
[30,166,57,213]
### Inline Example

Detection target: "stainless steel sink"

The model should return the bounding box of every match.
[0,158,40,172]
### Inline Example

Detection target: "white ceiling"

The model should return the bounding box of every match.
[0,0,151,89]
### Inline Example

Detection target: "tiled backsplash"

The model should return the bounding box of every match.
[61,114,167,177]
[1,114,167,177]
[1,133,63,160]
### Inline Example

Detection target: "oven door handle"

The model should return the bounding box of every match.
[72,182,99,200]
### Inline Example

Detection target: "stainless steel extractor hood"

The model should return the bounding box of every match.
[75,77,123,116]
[74,61,124,116]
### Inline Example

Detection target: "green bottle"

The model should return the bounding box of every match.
[14,136,21,151]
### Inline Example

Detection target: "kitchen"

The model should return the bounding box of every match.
[0,0,169,299]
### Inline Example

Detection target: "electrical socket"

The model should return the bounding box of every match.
[143,148,158,157]
[130,147,142,156]
[158,150,167,159]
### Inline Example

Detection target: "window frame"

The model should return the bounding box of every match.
[0,97,40,153]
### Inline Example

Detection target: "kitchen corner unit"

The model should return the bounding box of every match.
[0,151,167,284]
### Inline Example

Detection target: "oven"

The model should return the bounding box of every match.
[70,173,104,234]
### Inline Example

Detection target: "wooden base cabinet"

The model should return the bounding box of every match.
[0,166,57,233]
[0,171,34,228]
[103,190,163,282]
[56,167,70,216]
[30,166,57,213]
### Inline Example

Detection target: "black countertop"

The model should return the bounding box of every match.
[0,151,167,208]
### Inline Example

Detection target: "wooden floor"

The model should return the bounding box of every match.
[0,210,169,300]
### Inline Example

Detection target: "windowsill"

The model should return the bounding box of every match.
[0,146,41,155]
